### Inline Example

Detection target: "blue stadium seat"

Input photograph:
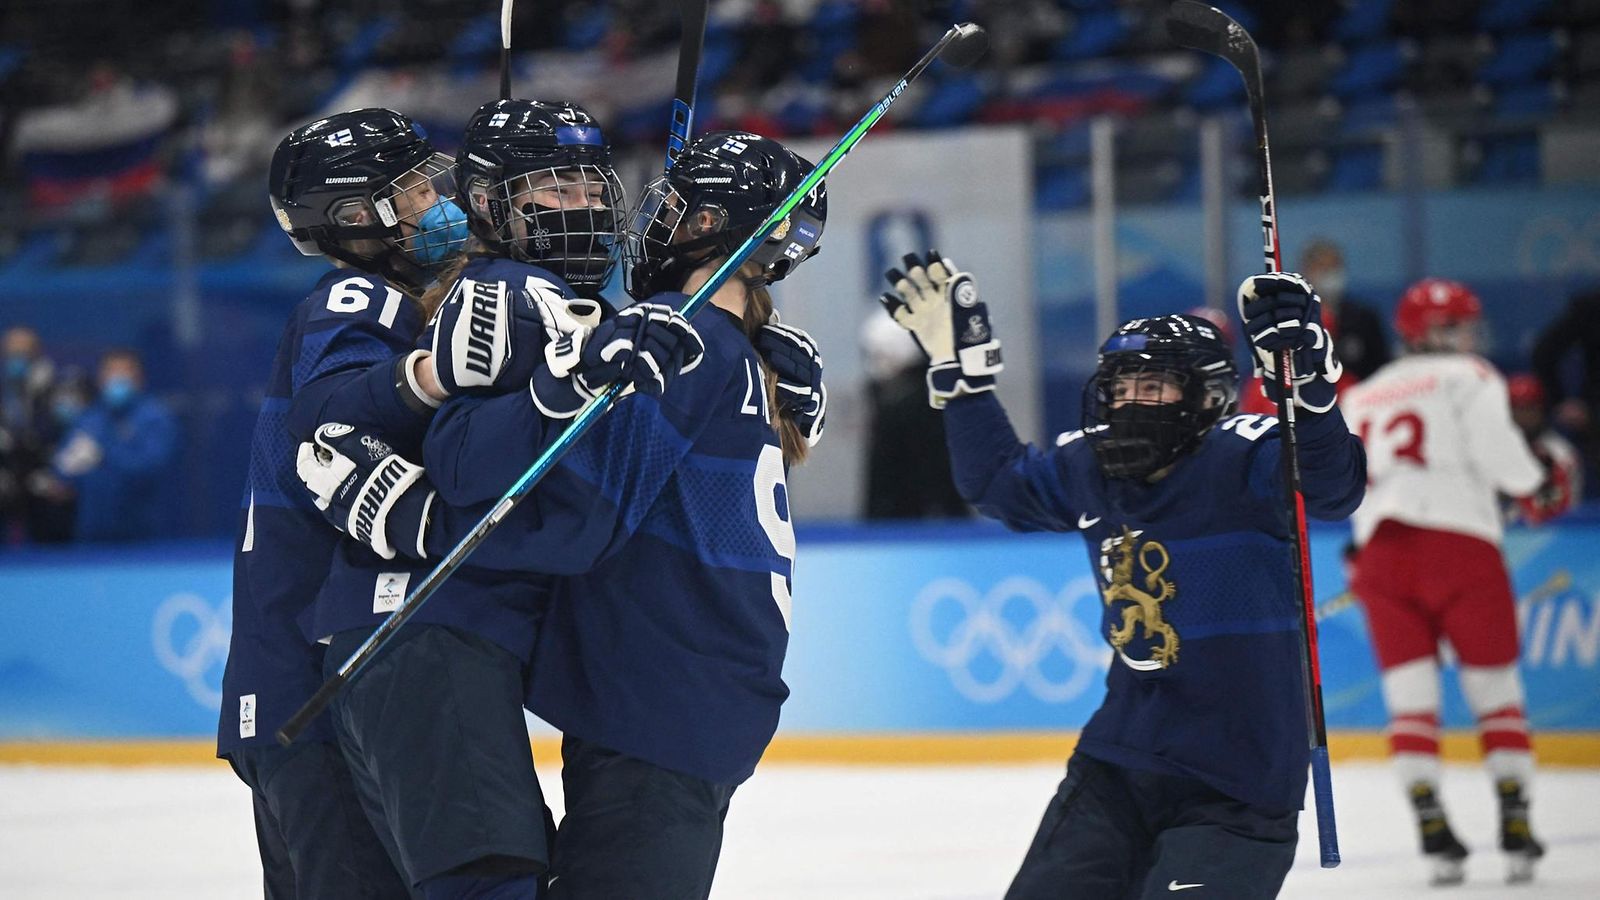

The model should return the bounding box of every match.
[1054,10,1131,61]
[1472,133,1541,182]
[1329,42,1407,99]
[1479,31,1562,86]
[1480,0,1555,31]
[1184,57,1246,109]
[1494,82,1561,121]
[1340,95,1399,136]
[904,74,987,129]
[1335,0,1396,43]
[1327,145,1385,191]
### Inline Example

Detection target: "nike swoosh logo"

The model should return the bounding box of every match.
[1168,881,1204,892]
[1078,513,1101,529]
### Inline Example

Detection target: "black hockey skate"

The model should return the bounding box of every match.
[1497,778,1545,884]
[1410,782,1469,886]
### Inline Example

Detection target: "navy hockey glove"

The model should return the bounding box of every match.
[295,423,433,560]
[755,319,827,447]
[880,250,1003,409]
[1237,272,1343,413]
[530,301,705,418]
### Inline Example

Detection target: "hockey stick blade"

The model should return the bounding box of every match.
[276,21,982,748]
[666,0,709,168]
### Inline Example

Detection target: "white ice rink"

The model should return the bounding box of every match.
[1,761,1597,899]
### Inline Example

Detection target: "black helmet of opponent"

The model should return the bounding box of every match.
[1083,314,1238,480]
[624,130,827,300]
[269,108,465,293]
[456,99,624,291]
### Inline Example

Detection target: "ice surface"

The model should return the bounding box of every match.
[0,761,1596,898]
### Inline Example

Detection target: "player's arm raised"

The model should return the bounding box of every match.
[1237,272,1366,519]
[880,251,1078,532]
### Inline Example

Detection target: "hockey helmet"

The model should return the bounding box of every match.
[269,108,466,292]
[1394,278,1482,346]
[624,130,827,300]
[1084,314,1239,480]
[456,99,624,289]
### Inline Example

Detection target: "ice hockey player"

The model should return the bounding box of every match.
[881,257,1364,899]
[219,107,467,898]
[295,129,827,899]
[1343,278,1550,885]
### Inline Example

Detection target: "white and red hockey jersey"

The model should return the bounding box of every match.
[1343,352,1544,547]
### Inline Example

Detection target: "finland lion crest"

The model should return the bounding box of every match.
[1099,526,1179,671]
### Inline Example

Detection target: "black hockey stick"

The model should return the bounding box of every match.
[498,0,514,100]
[278,21,989,746]
[666,0,710,168]
[1168,0,1341,869]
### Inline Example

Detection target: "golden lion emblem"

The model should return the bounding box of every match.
[1102,526,1179,669]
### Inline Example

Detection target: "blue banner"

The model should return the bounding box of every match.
[1,525,1596,739]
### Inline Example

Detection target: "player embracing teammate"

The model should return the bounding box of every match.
[1343,278,1552,886]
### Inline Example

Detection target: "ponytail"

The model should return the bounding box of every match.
[736,264,809,467]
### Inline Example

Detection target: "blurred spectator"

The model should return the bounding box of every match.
[53,349,177,542]
[860,313,968,519]
[1300,238,1392,383]
[0,325,65,544]
[198,32,281,188]
[1531,289,1600,496]
[1505,374,1582,524]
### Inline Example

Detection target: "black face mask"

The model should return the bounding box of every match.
[1091,403,1193,481]
[518,204,617,287]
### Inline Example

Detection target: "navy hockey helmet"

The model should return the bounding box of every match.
[268,108,466,292]
[1083,314,1239,480]
[456,99,624,289]
[624,130,827,300]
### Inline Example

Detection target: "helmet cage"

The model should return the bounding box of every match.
[1083,346,1237,480]
[622,173,825,300]
[465,162,624,287]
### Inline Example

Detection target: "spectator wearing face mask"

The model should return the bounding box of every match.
[0,326,62,545]
[1301,238,1392,384]
[53,349,177,542]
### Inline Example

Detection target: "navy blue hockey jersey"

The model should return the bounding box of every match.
[303,256,591,666]
[415,302,794,785]
[219,268,430,755]
[943,394,1365,813]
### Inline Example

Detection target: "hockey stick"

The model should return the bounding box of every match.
[1168,1,1341,869]
[498,0,514,100]
[667,0,710,168]
[278,21,989,746]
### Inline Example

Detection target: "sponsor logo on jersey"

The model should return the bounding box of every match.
[463,283,501,378]
[353,458,407,545]
[239,694,256,739]
[373,572,411,614]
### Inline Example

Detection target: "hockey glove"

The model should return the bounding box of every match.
[1237,272,1343,413]
[755,319,827,447]
[430,277,601,396]
[880,250,1003,409]
[295,422,433,561]
[530,301,705,418]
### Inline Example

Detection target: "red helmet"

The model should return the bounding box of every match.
[1507,373,1545,410]
[1394,278,1482,344]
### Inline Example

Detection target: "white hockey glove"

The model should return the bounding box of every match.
[429,277,588,396]
[295,423,434,560]
[530,301,705,418]
[879,250,1003,409]
[755,319,827,447]
[1237,272,1343,413]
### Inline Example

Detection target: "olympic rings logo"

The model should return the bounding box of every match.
[151,593,231,708]
[910,575,1110,704]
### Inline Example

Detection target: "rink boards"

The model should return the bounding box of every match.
[0,522,1596,761]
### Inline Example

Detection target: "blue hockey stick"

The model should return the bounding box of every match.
[278,21,989,745]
